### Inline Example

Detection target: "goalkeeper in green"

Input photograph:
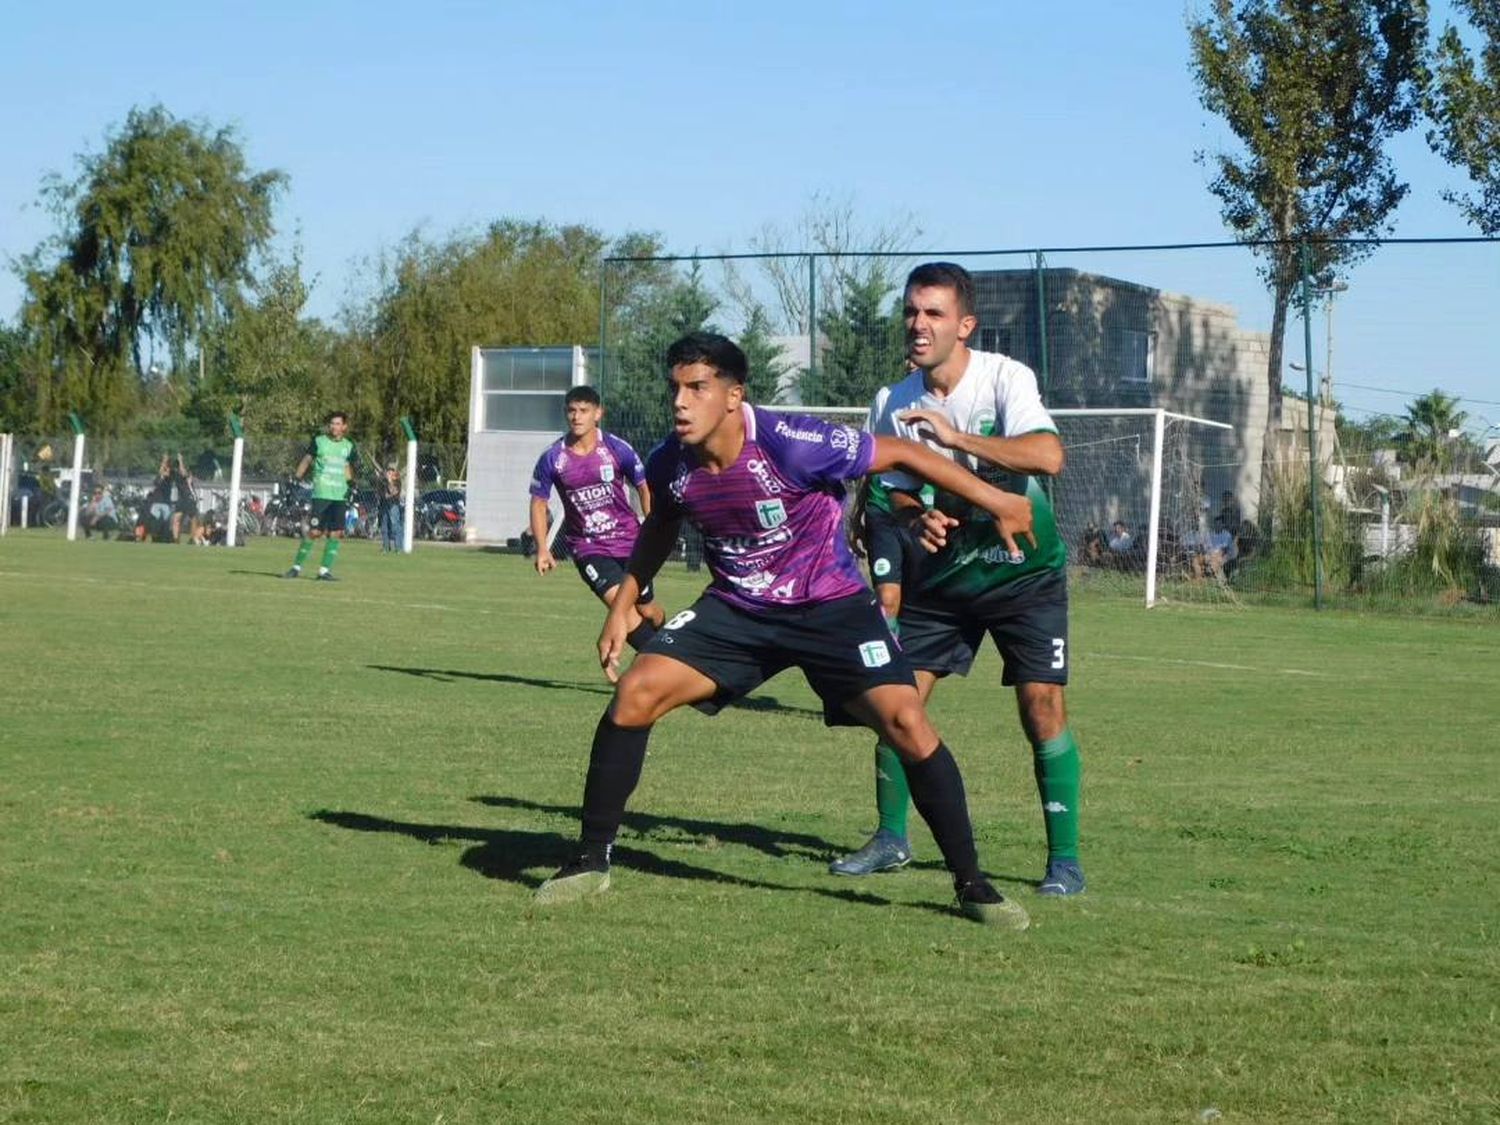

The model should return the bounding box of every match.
[283,411,359,582]
[830,262,1085,896]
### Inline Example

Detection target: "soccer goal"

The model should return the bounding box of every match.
[1051,409,1240,607]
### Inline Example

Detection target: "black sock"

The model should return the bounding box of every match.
[902,744,982,887]
[625,621,658,651]
[580,712,651,852]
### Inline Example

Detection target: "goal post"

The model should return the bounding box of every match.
[1051,408,1238,607]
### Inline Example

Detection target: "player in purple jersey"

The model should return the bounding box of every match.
[533,332,1038,928]
[529,386,664,650]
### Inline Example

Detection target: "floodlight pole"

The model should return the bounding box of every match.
[226,414,245,548]
[401,417,418,554]
[65,412,86,542]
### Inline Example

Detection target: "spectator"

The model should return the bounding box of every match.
[1218,490,1242,533]
[1080,522,1107,565]
[170,453,201,543]
[145,460,177,542]
[1207,515,1238,578]
[82,486,118,539]
[378,463,403,552]
[1107,520,1134,554]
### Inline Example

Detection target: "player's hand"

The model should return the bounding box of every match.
[916,507,960,553]
[898,408,960,449]
[597,610,630,683]
[984,488,1038,559]
[534,548,556,575]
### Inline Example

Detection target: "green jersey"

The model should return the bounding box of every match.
[867,351,1067,601]
[306,433,358,501]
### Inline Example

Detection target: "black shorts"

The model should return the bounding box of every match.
[898,568,1070,686]
[865,508,919,589]
[308,500,347,533]
[574,554,654,604]
[641,591,915,726]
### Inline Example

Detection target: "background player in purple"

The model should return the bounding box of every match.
[534,332,1038,929]
[529,386,664,650]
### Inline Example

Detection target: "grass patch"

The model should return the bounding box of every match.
[1,532,1496,1122]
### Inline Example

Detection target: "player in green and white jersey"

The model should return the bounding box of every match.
[283,411,359,582]
[830,262,1085,896]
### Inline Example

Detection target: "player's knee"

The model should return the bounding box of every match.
[1019,685,1066,741]
[610,671,669,728]
[883,700,936,757]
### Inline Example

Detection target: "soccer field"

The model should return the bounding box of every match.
[1,534,1495,1123]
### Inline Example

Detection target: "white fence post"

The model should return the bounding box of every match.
[1144,409,1166,609]
[65,430,86,542]
[401,416,418,555]
[226,433,246,547]
[0,433,12,536]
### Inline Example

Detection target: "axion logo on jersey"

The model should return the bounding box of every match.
[755,498,787,530]
[745,458,783,495]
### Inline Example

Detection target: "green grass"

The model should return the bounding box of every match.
[1,532,1496,1124]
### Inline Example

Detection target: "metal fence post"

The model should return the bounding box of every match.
[1033,251,1050,397]
[1299,240,1323,610]
[806,255,817,398]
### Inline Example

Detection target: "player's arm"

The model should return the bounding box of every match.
[635,480,653,520]
[529,496,556,574]
[897,410,1065,476]
[599,509,681,681]
[292,453,312,481]
[870,435,1036,556]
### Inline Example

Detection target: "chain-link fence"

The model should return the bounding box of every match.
[0,428,470,547]
[598,239,1499,611]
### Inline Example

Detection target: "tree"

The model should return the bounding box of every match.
[338,221,630,447]
[17,104,286,436]
[1189,0,1429,434]
[0,322,26,432]
[737,305,790,405]
[1398,388,1469,468]
[606,262,720,452]
[1425,0,1500,233]
[803,270,904,407]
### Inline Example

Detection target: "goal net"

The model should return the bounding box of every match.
[1051,409,1241,606]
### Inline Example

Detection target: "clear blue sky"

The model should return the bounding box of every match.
[2,1,1494,435]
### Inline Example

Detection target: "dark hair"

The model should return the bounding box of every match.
[665,332,748,384]
[326,411,348,424]
[565,386,601,406]
[905,261,977,318]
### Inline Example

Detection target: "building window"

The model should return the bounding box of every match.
[480,348,576,432]
[977,326,1012,355]
[1115,329,1155,384]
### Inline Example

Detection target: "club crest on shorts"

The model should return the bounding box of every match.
[755,498,787,530]
[858,640,891,668]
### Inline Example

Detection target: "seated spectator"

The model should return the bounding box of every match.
[1107,520,1134,554]
[1218,490,1242,534]
[1080,522,1107,565]
[83,487,118,539]
[1206,515,1238,578]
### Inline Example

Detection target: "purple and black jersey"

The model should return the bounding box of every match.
[646,405,875,613]
[529,432,647,560]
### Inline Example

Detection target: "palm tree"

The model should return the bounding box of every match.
[1399,390,1469,470]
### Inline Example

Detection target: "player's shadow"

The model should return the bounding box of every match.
[472,794,838,862]
[308,808,893,908]
[229,569,300,580]
[368,664,613,696]
[367,664,822,718]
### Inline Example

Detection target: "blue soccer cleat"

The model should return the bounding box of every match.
[1036,858,1086,896]
[828,828,912,876]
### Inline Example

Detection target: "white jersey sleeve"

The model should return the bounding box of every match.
[995,358,1057,437]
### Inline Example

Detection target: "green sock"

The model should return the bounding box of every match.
[1033,729,1082,861]
[293,539,313,569]
[875,742,910,837]
[320,537,341,572]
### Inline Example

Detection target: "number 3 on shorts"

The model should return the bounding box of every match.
[1051,638,1066,670]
